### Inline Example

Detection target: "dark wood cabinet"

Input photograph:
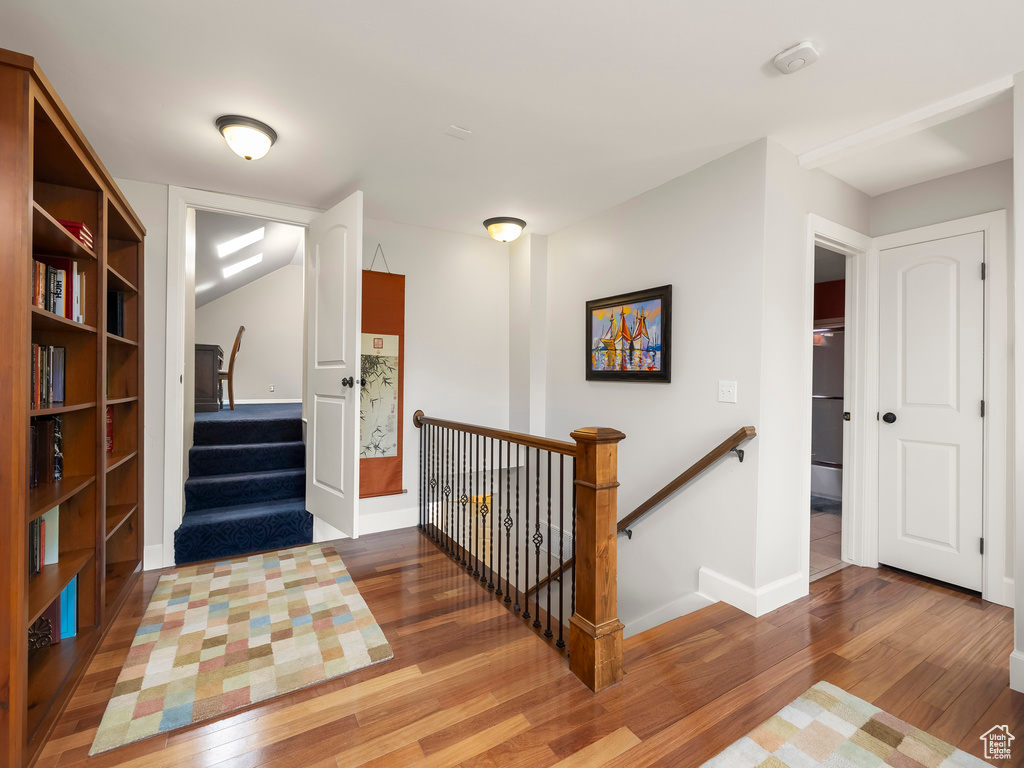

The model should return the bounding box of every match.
[195,344,224,413]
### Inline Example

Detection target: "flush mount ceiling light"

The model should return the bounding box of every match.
[217,226,265,258]
[483,217,527,243]
[216,115,278,160]
[223,252,263,278]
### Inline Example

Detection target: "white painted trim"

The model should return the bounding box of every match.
[143,544,164,571]
[164,186,321,567]
[622,592,716,639]
[231,399,303,405]
[313,516,347,542]
[361,507,419,535]
[1003,577,1015,609]
[1011,650,1024,693]
[698,567,806,618]
[800,77,1013,169]
[807,217,877,569]
[873,211,1008,606]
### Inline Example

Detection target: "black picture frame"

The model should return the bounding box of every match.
[585,284,672,382]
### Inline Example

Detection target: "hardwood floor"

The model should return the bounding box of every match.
[35,528,1020,767]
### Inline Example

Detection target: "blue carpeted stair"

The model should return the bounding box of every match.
[174,404,313,564]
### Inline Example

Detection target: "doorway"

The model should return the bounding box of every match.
[809,246,849,581]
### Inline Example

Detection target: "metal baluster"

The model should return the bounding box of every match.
[478,436,488,583]
[532,448,542,629]
[471,435,479,575]
[446,430,454,555]
[523,446,532,622]
[545,450,553,638]
[502,441,512,603]
[487,438,495,590]
[419,423,425,530]
[514,444,521,612]
[442,429,449,550]
[557,455,565,649]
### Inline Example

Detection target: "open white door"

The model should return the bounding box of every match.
[877,231,984,590]
[305,191,363,538]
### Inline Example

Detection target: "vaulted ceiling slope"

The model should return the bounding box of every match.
[3,1,1024,237]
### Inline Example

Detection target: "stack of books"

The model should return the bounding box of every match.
[57,219,93,250]
[33,259,85,324]
[28,507,58,575]
[107,290,125,336]
[31,343,65,409]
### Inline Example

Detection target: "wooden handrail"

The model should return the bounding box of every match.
[413,410,576,456]
[617,426,755,537]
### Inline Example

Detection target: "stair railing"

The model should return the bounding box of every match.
[414,410,625,692]
[527,425,756,597]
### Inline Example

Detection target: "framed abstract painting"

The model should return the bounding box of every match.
[586,285,671,382]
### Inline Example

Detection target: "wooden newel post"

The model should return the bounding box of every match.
[569,426,626,692]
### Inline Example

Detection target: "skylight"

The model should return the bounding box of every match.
[223,253,263,278]
[217,227,265,258]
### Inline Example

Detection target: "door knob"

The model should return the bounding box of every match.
[882,412,897,423]
[341,376,354,388]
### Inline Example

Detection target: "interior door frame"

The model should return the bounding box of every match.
[161,186,321,570]
[873,211,1009,606]
[806,216,877,576]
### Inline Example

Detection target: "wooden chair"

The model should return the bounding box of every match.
[218,325,245,410]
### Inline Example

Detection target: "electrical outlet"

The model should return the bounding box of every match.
[269,385,275,392]
[718,380,737,403]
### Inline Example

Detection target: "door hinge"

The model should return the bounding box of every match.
[980,537,985,555]
[981,400,985,417]
[876,412,880,421]
[981,262,987,280]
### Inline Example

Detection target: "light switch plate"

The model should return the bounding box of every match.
[718,380,737,403]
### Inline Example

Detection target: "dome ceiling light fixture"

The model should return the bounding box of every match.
[483,217,527,243]
[216,115,278,160]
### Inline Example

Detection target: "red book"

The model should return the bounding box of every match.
[106,405,114,454]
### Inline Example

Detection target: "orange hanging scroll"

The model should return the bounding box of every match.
[359,271,405,498]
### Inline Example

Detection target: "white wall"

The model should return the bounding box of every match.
[359,217,510,532]
[114,178,167,560]
[509,233,547,434]
[1012,73,1024,694]
[195,265,304,402]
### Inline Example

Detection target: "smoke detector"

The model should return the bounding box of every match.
[773,41,819,75]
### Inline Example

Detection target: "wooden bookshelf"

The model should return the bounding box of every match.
[0,47,146,767]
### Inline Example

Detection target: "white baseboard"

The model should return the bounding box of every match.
[1000,576,1015,608]
[1010,650,1024,693]
[361,506,419,535]
[233,398,302,405]
[144,543,164,571]
[313,517,348,542]
[623,591,716,639]
[698,567,808,618]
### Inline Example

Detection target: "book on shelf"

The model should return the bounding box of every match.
[32,258,85,323]
[59,575,78,640]
[56,219,94,249]
[29,415,64,488]
[41,506,59,565]
[107,290,125,337]
[30,343,66,408]
[29,517,42,575]
[106,405,114,454]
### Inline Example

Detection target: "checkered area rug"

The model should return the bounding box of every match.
[90,544,393,756]
[702,681,990,767]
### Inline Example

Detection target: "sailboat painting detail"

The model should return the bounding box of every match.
[586,285,672,382]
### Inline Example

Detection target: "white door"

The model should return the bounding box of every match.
[305,191,363,537]
[877,231,984,590]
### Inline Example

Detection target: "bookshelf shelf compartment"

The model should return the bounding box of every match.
[104,559,140,612]
[32,202,97,261]
[107,265,138,294]
[106,332,139,348]
[106,396,138,406]
[26,626,98,743]
[28,475,95,521]
[30,402,97,417]
[31,306,97,335]
[104,504,137,540]
[27,549,92,626]
[105,450,137,473]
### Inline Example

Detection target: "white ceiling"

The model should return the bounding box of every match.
[819,93,1013,197]
[194,211,303,307]
[3,2,1024,237]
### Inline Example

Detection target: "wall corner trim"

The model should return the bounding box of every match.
[144,543,164,571]
[1010,650,1024,693]
[697,567,807,618]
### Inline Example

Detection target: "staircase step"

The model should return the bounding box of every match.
[193,417,302,447]
[184,468,305,513]
[189,441,305,477]
[174,499,313,565]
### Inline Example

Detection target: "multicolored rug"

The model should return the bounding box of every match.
[90,543,393,756]
[702,681,990,767]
